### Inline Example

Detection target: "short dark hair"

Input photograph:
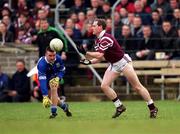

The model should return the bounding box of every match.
[94,18,106,30]
[46,46,55,52]
[162,20,171,25]
[16,59,25,65]
[103,1,110,6]
[152,9,160,14]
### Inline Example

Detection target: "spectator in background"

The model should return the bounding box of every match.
[140,0,152,13]
[160,20,178,59]
[125,12,135,27]
[150,10,162,34]
[82,9,96,36]
[0,21,14,45]
[131,15,143,41]
[101,2,111,19]
[90,0,103,18]
[64,18,82,43]
[69,13,78,25]
[116,0,135,13]
[166,0,180,20]
[9,59,31,102]
[171,8,180,29]
[16,0,35,21]
[37,9,48,22]
[151,0,170,18]
[2,15,15,34]
[32,0,45,19]
[36,19,68,58]
[114,11,123,38]
[119,8,128,24]
[14,13,32,38]
[134,0,151,25]
[157,7,166,20]
[105,18,112,34]
[70,0,86,14]
[82,23,95,51]
[133,25,161,60]
[119,24,135,56]
[15,27,32,44]
[0,65,10,102]
[86,9,96,24]
[41,5,54,26]
[76,11,86,32]
[36,7,54,26]
[0,4,12,20]
[15,0,35,26]
[15,0,29,15]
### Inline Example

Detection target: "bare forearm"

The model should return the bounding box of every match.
[90,58,101,64]
[86,51,104,59]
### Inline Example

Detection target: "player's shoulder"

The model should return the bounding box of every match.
[37,57,47,68]
[104,33,113,38]
[100,33,114,45]
[55,54,63,61]
[101,33,113,41]
[48,26,59,34]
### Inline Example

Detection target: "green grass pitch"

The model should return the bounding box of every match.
[0,101,180,134]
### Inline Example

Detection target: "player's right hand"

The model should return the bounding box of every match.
[80,59,92,65]
[49,77,59,86]
[42,96,52,108]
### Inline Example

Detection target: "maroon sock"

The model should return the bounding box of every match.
[148,103,155,111]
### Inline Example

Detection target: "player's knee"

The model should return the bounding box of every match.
[132,84,142,92]
[101,83,109,90]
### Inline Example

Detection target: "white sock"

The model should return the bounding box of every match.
[147,99,154,105]
[113,99,122,107]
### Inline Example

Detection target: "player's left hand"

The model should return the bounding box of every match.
[42,96,52,108]
[80,59,92,65]
[49,77,60,88]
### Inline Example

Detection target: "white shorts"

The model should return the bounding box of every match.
[107,54,132,73]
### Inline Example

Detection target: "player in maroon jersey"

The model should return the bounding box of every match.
[80,18,158,118]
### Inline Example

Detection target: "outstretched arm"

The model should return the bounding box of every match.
[90,58,102,64]
[80,51,104,65]
[86,51,104,60]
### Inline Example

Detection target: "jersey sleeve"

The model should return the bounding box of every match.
[98,37,113,53]
[37,60,48,96]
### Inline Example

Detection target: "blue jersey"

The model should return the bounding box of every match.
[37,55,65,96]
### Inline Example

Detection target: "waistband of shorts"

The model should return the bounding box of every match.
[110,54,131,65]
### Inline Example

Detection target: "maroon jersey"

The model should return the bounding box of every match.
[94,31,124,63]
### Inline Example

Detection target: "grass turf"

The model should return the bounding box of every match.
[0,101,180,134]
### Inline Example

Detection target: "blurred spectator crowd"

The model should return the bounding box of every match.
[0,0,179,60]
[0,0,179,102]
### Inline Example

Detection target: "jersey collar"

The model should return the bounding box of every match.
[98,30,106,39]
[45,56,56,65]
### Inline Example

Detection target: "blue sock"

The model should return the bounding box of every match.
[51,105,57,114]
[58,102,67,111]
